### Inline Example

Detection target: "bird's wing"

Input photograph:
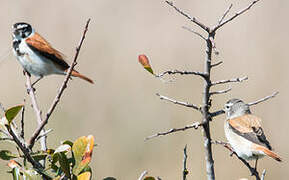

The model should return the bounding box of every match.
[228,114,272,150]
[25,32,69,70]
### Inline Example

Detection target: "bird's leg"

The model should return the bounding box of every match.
[254,157,259,171]
[31,76,43,87]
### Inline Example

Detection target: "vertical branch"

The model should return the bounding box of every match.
[25,73,47,153]
[201,32,215,180]
[183,145,188,180]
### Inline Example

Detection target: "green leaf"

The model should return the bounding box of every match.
[0,150,18,160]
[55,152,71,178]
[103,178,117,180]
[11,167,20,180]
[62,140,74,147]
[5,105,23,125]
[30,151,47,162]
[144,177,156,180]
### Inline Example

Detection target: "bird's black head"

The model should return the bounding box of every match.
[12,22,33,39]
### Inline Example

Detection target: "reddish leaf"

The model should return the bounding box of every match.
[138,54,154,75]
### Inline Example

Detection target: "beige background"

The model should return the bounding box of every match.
[0,0,287,179]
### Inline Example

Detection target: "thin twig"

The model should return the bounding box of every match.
[211,76,248,86]
[36,129,53,142]
[5,125,51,179]
[247,92,279,106]
[210,91,279,118]
[214,140,261,180]
[183,145,188,180]
[210,87,232,96]
[182,26,206,41]
[137,170,148,180]
[156,70,206,79]
[218,4,233,25]
[145,122,202,141]
[28,18,91,149]
[25,73,47,153]
[211,61,223,68]
[261,169,266,180]
[20,102,25,139]
[213,0,261,32]
[156,93,201,111]
[165,1,210,32]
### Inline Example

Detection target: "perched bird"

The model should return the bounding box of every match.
[223,99,281,168]
[12,22,93,84]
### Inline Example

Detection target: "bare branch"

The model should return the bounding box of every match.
[20,102,25,139]
[5,125,51,178]
[156,93,201,111]
[25,73,47,153]
[137,170,148,180]
[210,110,225,117]
[261,169,266,180]
[156,69,206,79]
[213,0,261,32]
[28,19,91,149]
[210,87,232,96]
[182,26,206,41]
[211,76,248,86]
[247,92,279,106]
[214,140,261,180]
[210,92,279,118]
[183,145,188,180]
[145,122,202,141]
[165,1,210,32]
[36,129,53,142]
[211,61,223,68]
[218,4,233,25]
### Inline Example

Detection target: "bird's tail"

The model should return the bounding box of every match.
[66,70,94,84]
[255,146,282,162]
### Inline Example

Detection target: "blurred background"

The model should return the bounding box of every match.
[0,0,288,179]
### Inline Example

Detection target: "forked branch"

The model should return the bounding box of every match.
[213,0,261,32]
[145,122,202,141]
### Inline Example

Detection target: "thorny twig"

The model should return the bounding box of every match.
[156,70,206,79]
[210,91,279,117]
[210,87,232,96]
[145,122,202,141]
[211,76,248,86]
[218,4,233,25]
[247,92,279,106]
[182,26,206,41]
[156,93,201,111]
[165,1,210,32]
[213,0,261,32]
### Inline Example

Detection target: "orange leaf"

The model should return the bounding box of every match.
[7,160,21,169]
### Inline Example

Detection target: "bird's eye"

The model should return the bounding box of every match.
[225,105,230,109]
